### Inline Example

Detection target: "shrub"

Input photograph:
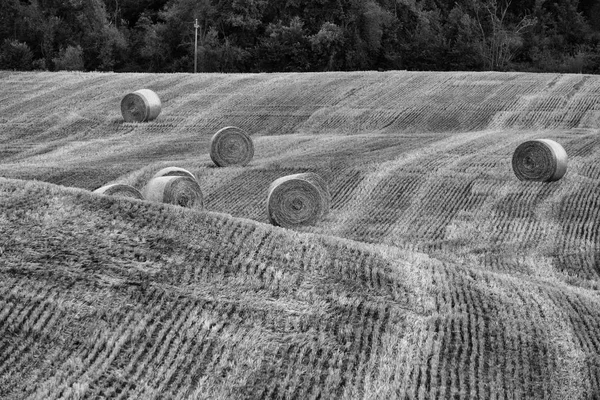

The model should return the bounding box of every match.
[32,58,48,71]
[0,39,34,71]
[53,45,85,71]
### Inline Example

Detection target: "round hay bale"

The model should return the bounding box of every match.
[267,172,330,228]
[93,184,144,200]
[120,89,161,122]
[142,176,203,209]
[512,139,568,182]
[152,167,197,181]
[210,126,254,167]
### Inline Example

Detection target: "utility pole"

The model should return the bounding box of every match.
[194,18,200,73]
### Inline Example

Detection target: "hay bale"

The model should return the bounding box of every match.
[142,176,203,208]
[120,89,161,122]
[210,126,254,167]
[267,172,330,228]
[152,167,197,181]
[93,184,144,200]
[512,139,568,182]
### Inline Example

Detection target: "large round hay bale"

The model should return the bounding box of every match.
[210,126,254,167]
[142,176,203,208]
[267,172,330,228]
[152,167,197,181]
[93,184,144,200]
[120,89,161,122]
[512,139,568,182]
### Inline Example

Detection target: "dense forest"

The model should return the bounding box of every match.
[1,0,599,73]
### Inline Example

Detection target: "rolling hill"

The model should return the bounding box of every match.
[0,70,599,399]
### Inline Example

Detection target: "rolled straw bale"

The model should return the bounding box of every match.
[142,176,203,208]
[512,139,568,182]
[267,172,330,228]
[120,89,161,122]
[93,184,144,200]
[152,167,197,181]
[210,126,254,167]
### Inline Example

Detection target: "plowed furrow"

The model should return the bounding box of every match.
[346,173,423,243]
[108,290,176,399]
[0,291,59,382]
[0,285,55,372]
[55,314,146,398]
[564,135,598,157]
[456,283,474,397]
[472,310,486,398]
[242,342,289,399]
[352,304,378,394]
[563,294,600,354]
[123,298,198,399]
[330,170,365,210]
[177,303,235,399]
[439,315,457,399]
[433,268,453,397]
[0,277,30,325]
[38,300,144,400]
[13,306,72,398]
[260,343,298,400]
[164,301,218,398]
[283,339,316,399]
[333,300,362,397]
[163,304,249,395]
[296,332,324,399]
[426,316,444,399]
[29,312,125,399]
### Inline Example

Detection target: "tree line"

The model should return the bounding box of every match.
[1,0,599,73]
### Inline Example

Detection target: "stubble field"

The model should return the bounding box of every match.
[0,70,599,399]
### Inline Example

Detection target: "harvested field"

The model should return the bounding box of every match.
[1,70,599,398]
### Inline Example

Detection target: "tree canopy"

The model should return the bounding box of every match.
[1,0,599,73]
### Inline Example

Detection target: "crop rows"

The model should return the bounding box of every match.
[0,181,406,398]
[562,133,599,158]
[330,169,366,210]
[2,71,598,178]
[553,181,600,279]
[344,172,425,243]
[1,177,600,398]
[424,264,586,398]
[1,70,600,397]
[3,71,594,143]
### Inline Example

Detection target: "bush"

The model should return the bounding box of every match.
[53,45,85,71]
[32,58,48,71]
[0,39,34,71]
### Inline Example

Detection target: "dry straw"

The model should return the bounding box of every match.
[152,167,197,181]
[93,184,144,200]
[512,139,568,182]
[120,89,161,122]
[142,176,203,208]
[210,126,254,167]
[267,172,330,228]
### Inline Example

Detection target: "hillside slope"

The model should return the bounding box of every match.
[0,71,598,286]
[0,71,599,398]
[0,178,599,399]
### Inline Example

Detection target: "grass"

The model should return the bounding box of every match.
[0,70,599,399]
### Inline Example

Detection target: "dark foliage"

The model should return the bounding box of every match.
[0,0,598,73]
